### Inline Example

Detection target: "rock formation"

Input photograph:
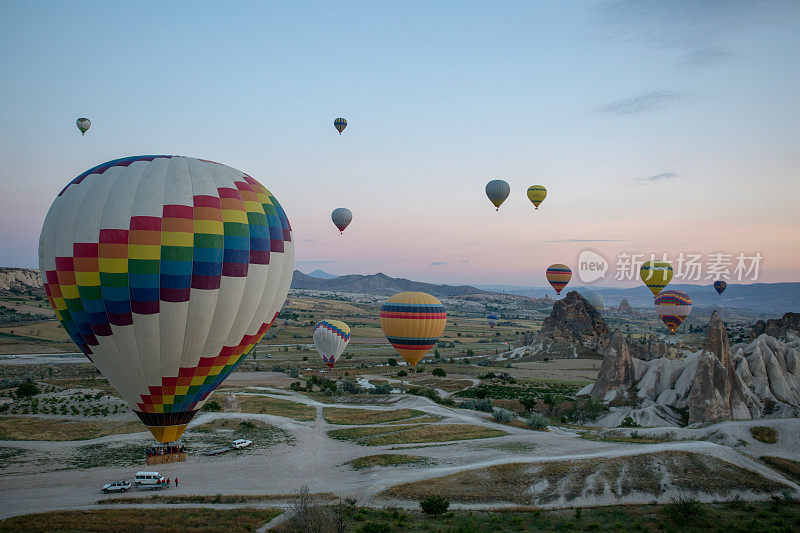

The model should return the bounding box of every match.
[627,335,671,361]
[223,392,241,413]
[539,291,609,345]
[617,298,634,315]
[581,311,800,427]
[590,332,634,401]
[751,312,800,340]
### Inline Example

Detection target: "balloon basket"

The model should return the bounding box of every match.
[145,444,187,465]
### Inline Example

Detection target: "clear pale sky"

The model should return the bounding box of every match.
[1,1,799,287]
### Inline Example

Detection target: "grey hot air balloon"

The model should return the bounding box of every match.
[485,180,510,211]
[578,288,603,311]
[331,208,352,234]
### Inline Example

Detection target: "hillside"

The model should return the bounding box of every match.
[291,270,491,297]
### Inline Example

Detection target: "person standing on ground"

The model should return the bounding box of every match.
[175,476,179,487]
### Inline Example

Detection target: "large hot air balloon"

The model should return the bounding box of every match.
[486,314,499,329]
[526,185,547,209]
[640,260,673,298]
[546,264,572,295]
[76,118,91,135]
[714,280,727,295]
[485,180,510,211]
[578,288,603,311]
[334,117,347,134]
[654,290,692,333]
[313,320,351,369]
[39,155,294,443]
[380,292,446,367]
[331,208,352,234]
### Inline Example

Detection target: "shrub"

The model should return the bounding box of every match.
[527,413,548,430]
[388,358,398,367]
[419,495,450,516]
[396,370,408,377]
[461,398,493,412]
[202,400,222,412]
[432,368,446,378]
[369,383,393,395]
[290,381,305,391]
[16,382,39,398]
[288,368,299,378]
[338,379,364,395]
[520,397,538,411]
[271,364,286,373]
[662,497,705,525]
[750,426,778,444]
[619,416,640,428]
[492,407,514,423]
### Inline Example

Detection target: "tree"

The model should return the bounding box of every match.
[520,396,538,411]
[202,400,221,412]
[432,367,446,378]
[16,382,39,398]
[420,496,450,516]
[388,358,398,367]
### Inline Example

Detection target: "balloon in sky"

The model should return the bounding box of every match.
[76,118,91,135]
[380,292,446,368]
[526,185,547,209]
[654,290,692,333]
[714,280,727,295]
[485,180,510,211]
[334,117,347,134]
[578,288,603,311]
[313,320,351,369]
[640,260,673,298]
[39,155,294,443]
[546,264,572,295]
[487,314,499,329]
[331,208,352,234]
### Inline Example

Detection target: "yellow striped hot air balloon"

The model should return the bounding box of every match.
[640,260,673,298]
[527,185,547,209]
[379,292,446,368]
[546,264,572,295]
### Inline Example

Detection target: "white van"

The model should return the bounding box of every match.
[134,471,166,488]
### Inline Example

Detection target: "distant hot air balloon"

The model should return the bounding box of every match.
[640,260,673,298]
[546,264,572,295]
[714,280,727,295]
[334,117,347,134]
[380,292,446,368]
[654,290,692,333]
[39,155,295,443]
[76,118,91,135]
[578,289,603,311]
[313,320,351,369]
[485,180,510,211]
[526,185,547,209]
[331,208,352,234]
[487,314,499,329]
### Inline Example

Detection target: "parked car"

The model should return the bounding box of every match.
[134,471,166,489]
[101,479,131,493]
[232,439,252,449]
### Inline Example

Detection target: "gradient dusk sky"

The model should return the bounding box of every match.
[1,1,799,287]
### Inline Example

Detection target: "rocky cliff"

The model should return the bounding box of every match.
[751,312,800,340]
[580,311,799,427]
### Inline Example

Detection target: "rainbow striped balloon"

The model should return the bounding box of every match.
[379,292,446,367]
[546,264,572,295]
[313,320,351,369]
[654,290,692,333]
[38,155,294,442]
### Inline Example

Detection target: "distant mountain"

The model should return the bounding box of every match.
[483,281,800,316]
[291,271,491,297]
[306,269,338,279]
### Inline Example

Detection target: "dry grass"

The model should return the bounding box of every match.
[322,407,426,425]
[0,508,281,532]
[750,425,778,444]
[345,453,430,470]
[414,378,473,392]
[221,394,316,421]
[328,424,507,446]
[379,451,791,505]
[98,493,336,505]
[0,417,145,441]
[762,455,800,483]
